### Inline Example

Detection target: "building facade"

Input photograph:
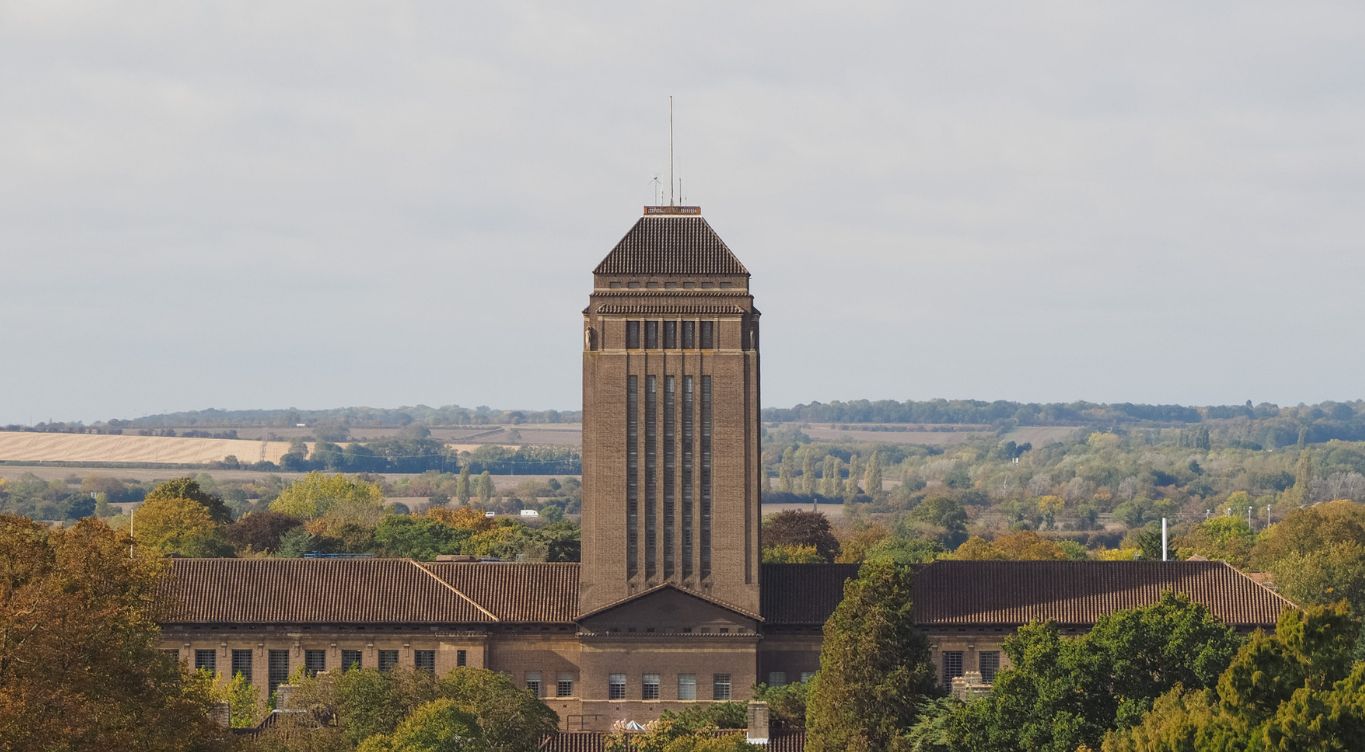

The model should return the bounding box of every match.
[157,205,1295,733]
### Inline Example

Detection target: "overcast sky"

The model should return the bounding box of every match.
[2,2,1363,424]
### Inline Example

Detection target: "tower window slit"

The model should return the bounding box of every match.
[644,321,659,349]
[700,375,712,578]
[663,321,677,349]
[663,375,675,578]
[699,321,714,349]
[626,375,638,578]
[645,375,657,578]
[626,321,640,349]
[682,376,694,578]
[681,321,695,349]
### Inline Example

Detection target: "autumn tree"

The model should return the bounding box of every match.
[1174,516,1256,567]
[146,476,232,523]
[0,516,233,750]
[134,496,232,557]
[864,451,883,500]
[952,531,1070,561]
[226,510,302,553]
[457,465,472,504]
[270,472,384,519]
[763,510,840,562]
[477,471,494,503]
[806,560,937,752]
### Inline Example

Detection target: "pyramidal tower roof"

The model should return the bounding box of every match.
[593,206,749,276]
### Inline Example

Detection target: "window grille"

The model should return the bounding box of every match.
[414,650,436,674]
[677,673,697,700]
[681,376,694,578]
[556,673,575,697]
[713,673,731,700]
[663,321,677,348]
[979,651,1001,683]
[700,376,712,577]
[304,650,326,677]
[609,673,627,700]
[267,650,289,696]
[642,673,661,700]
[644,321,659,349]
[231,649,253,684]
[457,649,468,667]
[378,650,399,672]
[663,375,675,577]
[626,321,640,349]
[942,651,965,686]
[768,671,787,687]
[645,375,657,577]
[626,375,638,577]
[341,650,362,672]
[699,321,715,349]
[681,321,695,348]
[526,672,542,698]
[194,649,216,674]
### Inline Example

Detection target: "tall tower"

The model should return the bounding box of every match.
[579,205,762,616]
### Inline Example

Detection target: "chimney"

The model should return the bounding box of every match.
[209,701,230,728]
[274,683,299,711]
[746,701,770,745]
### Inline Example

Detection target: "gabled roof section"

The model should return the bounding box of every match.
[594,216,748,276]
[912,560,1294,628]
[158,558,496,625]
[423,562,579,623]
[761,563,860,625]
[577,582,764,623]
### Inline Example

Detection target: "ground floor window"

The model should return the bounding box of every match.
[341,650,362,672]
[304,650,326,677]
[642,673,661,700]
[231,649,253,683]
[942,651,964,686]
[268,650,289,696]
[979,651,1001,683]
[457,649,468,667]
[713,673,731,700]
[556,673,575,697]
[526,672,542,698]
[767,671,786,687]
[678,674,697,700]
[414,650,436,674]
[194,649,216,674]
[609,673,627,700]
[378,650,399,672]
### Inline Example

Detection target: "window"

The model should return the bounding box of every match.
[626,321,641,349]
[979,651,1001,683]
[800,672,815,683]
[767,671,787,687]
[678,674,697,700]
[268,650,289,696]
[341,650,362,672]
[681,321,695,348]
[609,673,627,700]
[304,650,326,677]
[556,673,575,698]
[642,673,661,700]
[699,321,715,349]
[713,674,732,700]
[645,375,657,577]
[526,672,542,698]
[231,649,253,684]
[457,649,468,667]
[663,321,677,348]
[378,650,399,673]
[644,321,659,348]
[700,376,713,577]
[194,649,217,674]
[942,651,965,686]
[626,375,639,578]
[663,375,675,577]
[682,375,693,577]
[415,650,436,674]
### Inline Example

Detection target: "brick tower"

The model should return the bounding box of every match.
[579,205,762,617]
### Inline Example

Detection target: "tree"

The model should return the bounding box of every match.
[908,497,969,549]
[952,532,1069,561]
[802,450,816,496]
[227,510,303,553]
[756,679,810,731]
[360,697,483,752]
[457,466,472,504]
[270,472,384,519]
[374,516,470,560]
[937,593,1241,752]
[763,510,840,562]
[437,667,559,752]
[865,451,883,500]
[780,447,796,493]
[477,471,494,504]
[0,516,233,750]
[1174,516,1255,567]
[763,544,824,563]
[806,560,938,752]
[146,476,232,523]
[1103,604,1365,751]
[133,496,231,557]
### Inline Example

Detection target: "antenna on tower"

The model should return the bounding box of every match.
[668,96,675,206]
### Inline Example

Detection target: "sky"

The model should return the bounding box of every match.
[2,2,1364,425]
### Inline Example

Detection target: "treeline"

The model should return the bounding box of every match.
[280,440,580,475]
[116,404,581,428]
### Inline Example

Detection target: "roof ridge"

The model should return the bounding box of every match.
[1218,560,1298,610]
[410,560,499,622]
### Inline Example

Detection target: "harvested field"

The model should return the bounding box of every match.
[0,431,298,465]
[161,424,584,446]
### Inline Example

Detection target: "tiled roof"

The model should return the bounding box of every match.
[424,562,579,623]
[912,560,1292,628]
[538,731,804,751]
[594,217,748,276]
[761,563,860,625]
[160,559,496,625]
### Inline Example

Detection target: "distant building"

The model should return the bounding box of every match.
[157,204,1293,734]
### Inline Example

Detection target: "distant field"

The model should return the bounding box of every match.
[0,464,579,489]
[171,424,584,447]
[788,423,1079,447]
[0,431,298,465]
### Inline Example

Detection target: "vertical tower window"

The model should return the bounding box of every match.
[626,321,641,349]
[663,375,676,578]
[699,321,715,349]
[663,321,677,348]
[644,321,659,348]
[626,376,638,578]
[644,375,657,578]
[700,375,713,578]
[681,321,695,348]
[681,375,694,578]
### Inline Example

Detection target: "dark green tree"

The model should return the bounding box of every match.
[145,476,232,523]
